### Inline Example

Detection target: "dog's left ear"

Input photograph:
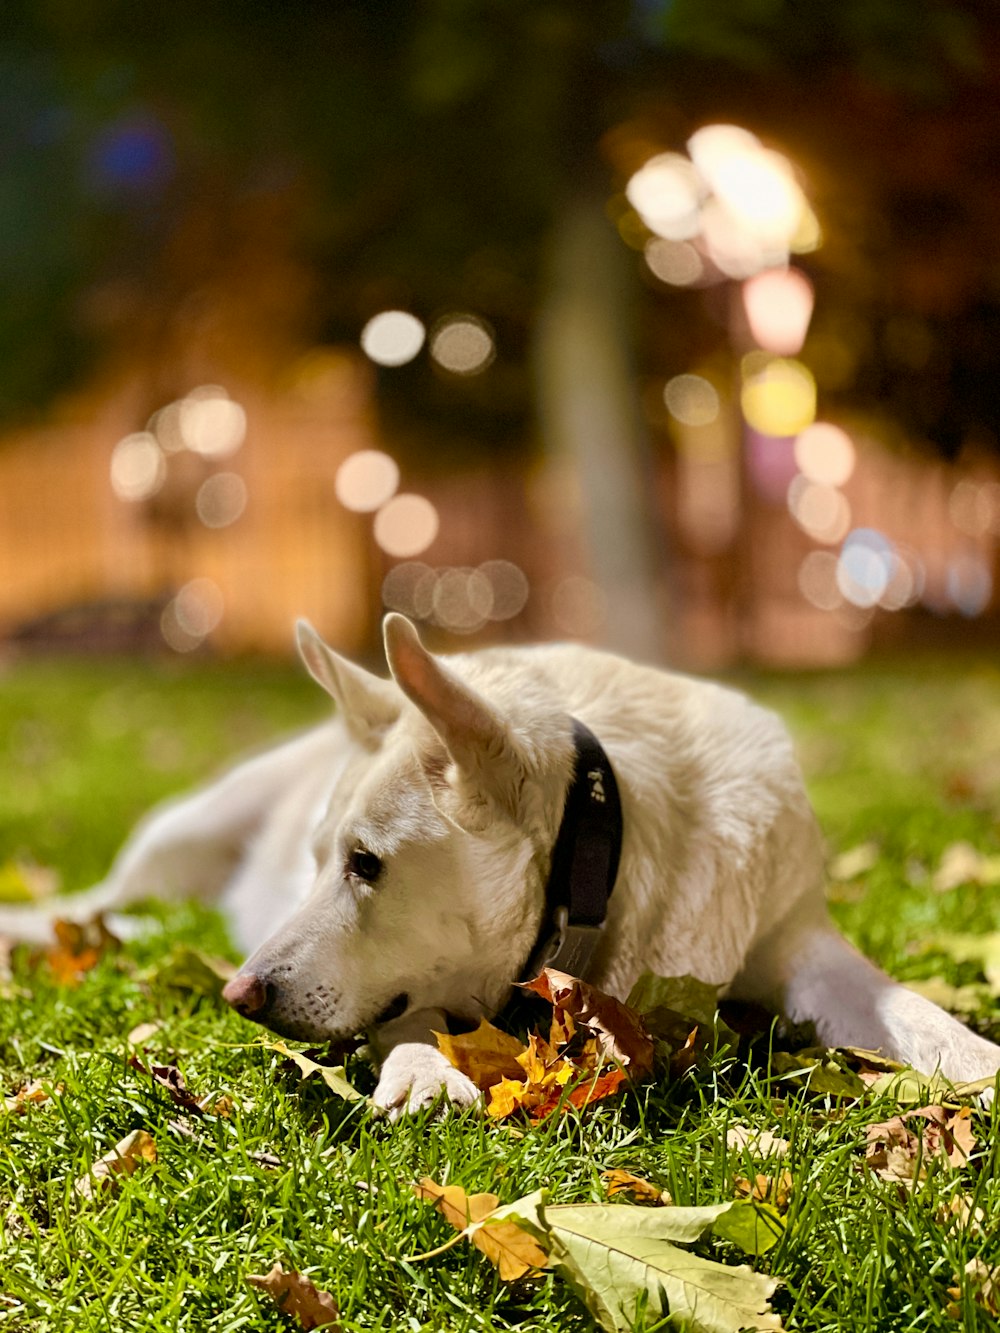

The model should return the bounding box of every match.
[382,613,526,828]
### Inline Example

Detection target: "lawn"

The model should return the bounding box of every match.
[1,651,998,1332]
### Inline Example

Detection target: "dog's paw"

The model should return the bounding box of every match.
[372,1043,481,1121]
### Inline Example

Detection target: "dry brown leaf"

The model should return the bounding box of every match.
[75,1129,157,1199]
[936,1194,986,1234]
[521,968,654,1079]
[865,1104,977,1183]
[413,1177,548,1280]
[3,1079,63,1114]
[246,1262,341,1330]
[433,1019,527,1091]
[734,1171,794,1213]
[602,1169,672,1205]
[726,1124,790,1158]
[946,1257,1000,1320]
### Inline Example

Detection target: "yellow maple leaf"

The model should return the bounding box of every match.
[433,1019,526,1092]
[413,1177,548,1280]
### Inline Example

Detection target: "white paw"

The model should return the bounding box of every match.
[372,1043,481,1121]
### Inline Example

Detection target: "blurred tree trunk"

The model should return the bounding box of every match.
[533,192,671,662]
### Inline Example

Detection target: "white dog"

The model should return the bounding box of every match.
[3,615,998,1115]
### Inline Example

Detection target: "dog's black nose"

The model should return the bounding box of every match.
[222,972,271,1018]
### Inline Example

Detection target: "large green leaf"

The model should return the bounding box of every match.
[508,1196,783,1332]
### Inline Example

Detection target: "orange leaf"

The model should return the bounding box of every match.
[413,1177,547,1280]
[521,968,654,1079]
[434,1020,527,1092]
[247,1262,341,1330]
[602,1169,672,1205]
[44,916,117,987]
[75,1129,157,1199]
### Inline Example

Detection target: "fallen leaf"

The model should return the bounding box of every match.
[44,916,118,986]
[734,1171,794,1213]
[936,1194,985,1234]
[946,1256,1000,1321]
[259,1039,365,1102]
[485,1032,625,1121]
[905,975,993,1020]
[130,1056,212,1115]
[726,1125,790,1158]
[933,842,1000,894]
[828,841,879,881]
[433,1019,526,1092]
[126,1020,163,1046]
[506,1195,783,1331]
[3,1079,63,1114]
[75,1129,157,1199]
[865,1104,977,1183]
[246,1262,341,1330]
[602,1169,672,1205]
[770,1049,865,1098]
[413,1178,548,1280]
[522,968,654,1079]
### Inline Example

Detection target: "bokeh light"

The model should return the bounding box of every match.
[798,550,842,610]
[373,493,439,558]
[742,267,814,355]
[429,315,495,375]
[196,472,247,528]
[160,577,225,653]
[479,560,529,620]
[741,358,816,437]
[948,479,1000,537]
[381,562,439,619]
[335,450,400,513]
[644,238,704,287]
[947,553,993,616]
[794,422,856,487]
[836,529,896,608]
[625,153,702,240]
[179,388,246,458]
[360,311,426,367]
[664,374,720,427]
[110,432,166,502]
[787,475,851,544]
[689,126,805,247]
[432,567,494,633]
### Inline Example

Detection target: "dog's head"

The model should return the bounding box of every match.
[222,614,573,1041]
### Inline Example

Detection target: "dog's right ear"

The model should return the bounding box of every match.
[296,620,401,744]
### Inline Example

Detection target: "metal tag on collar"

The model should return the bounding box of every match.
[533,906,604,978]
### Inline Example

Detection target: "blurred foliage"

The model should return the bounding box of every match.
[1,0,998,456]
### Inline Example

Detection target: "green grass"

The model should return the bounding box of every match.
[1,653,999,1332]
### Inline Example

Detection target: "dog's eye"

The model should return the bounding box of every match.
[348,848,384,884]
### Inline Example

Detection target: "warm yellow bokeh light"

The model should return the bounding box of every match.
[335,450,400,513]
[741,359,816,437]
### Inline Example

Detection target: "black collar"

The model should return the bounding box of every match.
[522,717,623,981]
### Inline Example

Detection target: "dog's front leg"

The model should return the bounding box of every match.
[369,1008,480,1120]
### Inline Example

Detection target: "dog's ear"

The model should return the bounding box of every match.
[296,620,401,744]
[382,613,525,828]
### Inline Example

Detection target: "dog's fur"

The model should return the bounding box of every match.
[3,614,998,1115]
